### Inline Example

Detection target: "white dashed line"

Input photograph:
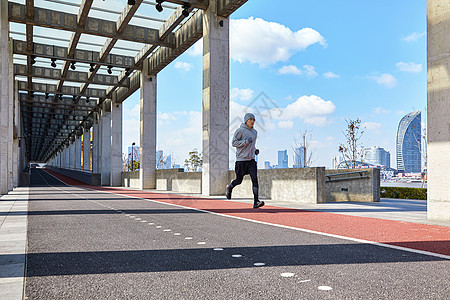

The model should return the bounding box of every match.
[232,254,242,258]
[318,286,332,291]
[213,248,224,251]
[281,273,295,278]
[163,229,172,232]
[135,218,141,220]
[148,223,154,225]
[299,280,311,283]
[197,242,206,245]
[156,226,162,228]
[185,237,193,240]
[141,221,147,223]
[174,233,181,236]
[254,263,265,266]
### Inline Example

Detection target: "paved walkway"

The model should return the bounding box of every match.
[1,169,449,299]
[0,187,28,300]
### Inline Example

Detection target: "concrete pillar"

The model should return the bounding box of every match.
[68,142,74,169]
[75,137,82,170]
[92,116,99,173]
[64,147,69,168]
[101,107,111,185]
[427,0,450,220]
[7,38,13,191]
[12,80,19,187]
[139,70,157,189]
[0,0,11,194]
[110,100,123,186]
[83,129,90,171]
[201,0,230,196]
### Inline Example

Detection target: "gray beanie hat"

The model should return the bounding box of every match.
[244,113,256,123]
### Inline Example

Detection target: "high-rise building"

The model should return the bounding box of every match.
[164,155,172,169]
[278,150,289,169]
[396,111,421,173]
[293,146,306,168]
[364,146,391,167]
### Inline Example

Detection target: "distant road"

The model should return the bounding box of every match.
[382,182,427,188]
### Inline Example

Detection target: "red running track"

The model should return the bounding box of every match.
[43,169,450,257]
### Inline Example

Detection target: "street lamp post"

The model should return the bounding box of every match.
[131,142,135,171]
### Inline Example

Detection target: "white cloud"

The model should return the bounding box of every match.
[401,32,425,42]
[231,87,254,101]
[326,136,335,142]
[323,72,340,79]
[362,122,382,130]
[265,95,336,127]
[396,62,422,73]
[278,65,302,75]
[373,107,391,114]
[122,118,140,154]
[188,39,203,56]
[278,120,294,129]
[124,104,140,120]
[368,73,397,88]
[303,65,318,79]
[230,17,326,67]
[174,61,193,72]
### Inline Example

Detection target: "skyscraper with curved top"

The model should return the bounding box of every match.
[396,111,421,173]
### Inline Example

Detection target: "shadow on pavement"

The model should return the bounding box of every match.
[3,242,442,278]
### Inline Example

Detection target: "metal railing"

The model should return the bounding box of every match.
[325,170,369,182]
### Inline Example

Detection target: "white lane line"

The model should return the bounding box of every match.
[135,218,142,220]
[213,248,224,251]
[42,171,450,261]
[148,223,154,225]
[232,254,242,258]
[299,280,311,283]
[174,233,181,236]
[197,242,206,245]
[185,237,193,240]
[318,286,332,291]
[156,226,162,228]
[281,273,295,278]
[141,221,147,223]
[163,229,172,232]
[254,262,265,266]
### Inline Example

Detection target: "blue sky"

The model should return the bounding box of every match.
[119,0,427,169]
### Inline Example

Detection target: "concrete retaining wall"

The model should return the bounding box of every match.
[325,168,380,202]
[121,167,380,204]
[156,169,202,193]
[122,171,140,188]
[47,167,101,185]
[227,167,325,204]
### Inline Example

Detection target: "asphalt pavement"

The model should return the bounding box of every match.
[24,169,450,299]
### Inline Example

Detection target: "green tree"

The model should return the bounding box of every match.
[184,149,202,172]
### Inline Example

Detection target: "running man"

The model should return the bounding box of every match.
[226,113,265,209]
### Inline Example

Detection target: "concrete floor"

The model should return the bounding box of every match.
[1,170,449,299]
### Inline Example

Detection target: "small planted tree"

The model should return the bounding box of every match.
[338,118,365,169]
[184,149,202,172]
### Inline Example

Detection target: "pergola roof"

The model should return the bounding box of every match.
[8,0,247,162]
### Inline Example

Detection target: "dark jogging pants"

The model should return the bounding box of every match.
[230,159,259,201]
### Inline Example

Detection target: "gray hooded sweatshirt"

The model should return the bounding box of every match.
[232,123,258,161]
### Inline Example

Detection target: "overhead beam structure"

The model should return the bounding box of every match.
[3,0,249,182]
